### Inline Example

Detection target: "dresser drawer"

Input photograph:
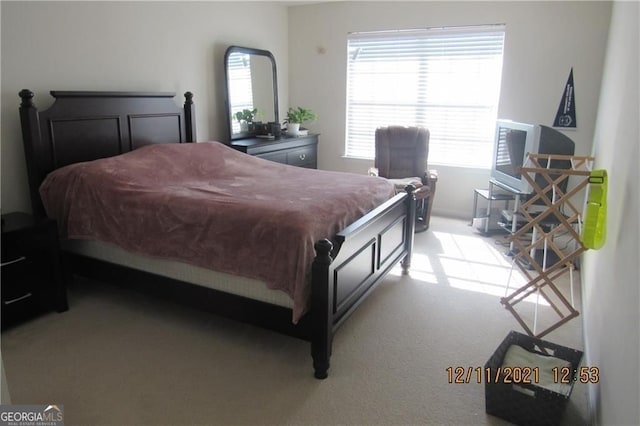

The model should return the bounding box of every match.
[287,145,317,168]
[231,134,319,169]
[256,150,287,164]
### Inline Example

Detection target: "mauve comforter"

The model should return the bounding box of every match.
[40,141,396,322]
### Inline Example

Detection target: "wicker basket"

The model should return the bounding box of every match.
[484,331,583,426]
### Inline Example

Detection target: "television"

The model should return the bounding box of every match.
[490,119,575,195]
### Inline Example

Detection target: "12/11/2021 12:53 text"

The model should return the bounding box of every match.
[446,366,600,384]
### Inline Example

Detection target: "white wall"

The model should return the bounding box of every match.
[582,2,640,425]
[288,1,611,218]
[0,1,289,214]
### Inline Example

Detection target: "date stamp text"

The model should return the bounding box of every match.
[446,366,599,384]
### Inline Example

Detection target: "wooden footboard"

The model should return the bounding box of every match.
[66,187,416,380]
[310,186,416,378]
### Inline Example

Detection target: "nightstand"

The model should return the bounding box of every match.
[1,212,68,329]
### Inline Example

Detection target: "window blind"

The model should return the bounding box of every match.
[345,25,505,168]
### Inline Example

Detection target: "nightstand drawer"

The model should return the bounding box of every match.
[287,146,317,168]
[1,257,41,321]
[1,252,44,290]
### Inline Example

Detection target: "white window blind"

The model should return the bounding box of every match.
[345,25,505,168]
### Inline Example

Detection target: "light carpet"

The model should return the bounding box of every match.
[0,216,589,425]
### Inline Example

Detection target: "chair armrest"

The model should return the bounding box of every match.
[420,169,438,197]
[422,169,438,185]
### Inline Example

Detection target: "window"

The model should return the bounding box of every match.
[345,25,505,168]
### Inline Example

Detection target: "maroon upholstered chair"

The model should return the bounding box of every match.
[374,126,438,232]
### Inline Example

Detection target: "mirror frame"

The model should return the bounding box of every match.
[224,45,279,141]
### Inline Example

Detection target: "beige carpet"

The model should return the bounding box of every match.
[1,216,589,425]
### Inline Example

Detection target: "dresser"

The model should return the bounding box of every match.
[1,212,68,329]
[230,134,318,169]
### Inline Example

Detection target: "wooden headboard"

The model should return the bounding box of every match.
[19,90,197,217]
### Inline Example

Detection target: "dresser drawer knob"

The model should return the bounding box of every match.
[299,154,306,160]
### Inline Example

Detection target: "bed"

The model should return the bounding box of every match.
[18,89,416,379]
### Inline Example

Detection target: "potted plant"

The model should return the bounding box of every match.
[234,108,258,132]
[284,107,318,136]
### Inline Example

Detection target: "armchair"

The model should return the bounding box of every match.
[374,126,438,232]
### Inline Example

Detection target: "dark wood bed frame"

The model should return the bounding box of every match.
[18,90,416,379]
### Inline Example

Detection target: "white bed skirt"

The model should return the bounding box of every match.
[63,239,294,309]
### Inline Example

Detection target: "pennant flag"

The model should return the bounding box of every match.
[553,68,577,128]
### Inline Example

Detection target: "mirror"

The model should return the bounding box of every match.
[224,46,279,140]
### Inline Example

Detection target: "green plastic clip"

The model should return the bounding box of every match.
[582,169,607,249]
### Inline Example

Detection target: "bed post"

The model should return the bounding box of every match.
[311,238,334,379]
[401,184,417,273]
[19,89,46,218]
[183,91,196,142]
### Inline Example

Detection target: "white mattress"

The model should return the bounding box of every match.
[63,239,294,309]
